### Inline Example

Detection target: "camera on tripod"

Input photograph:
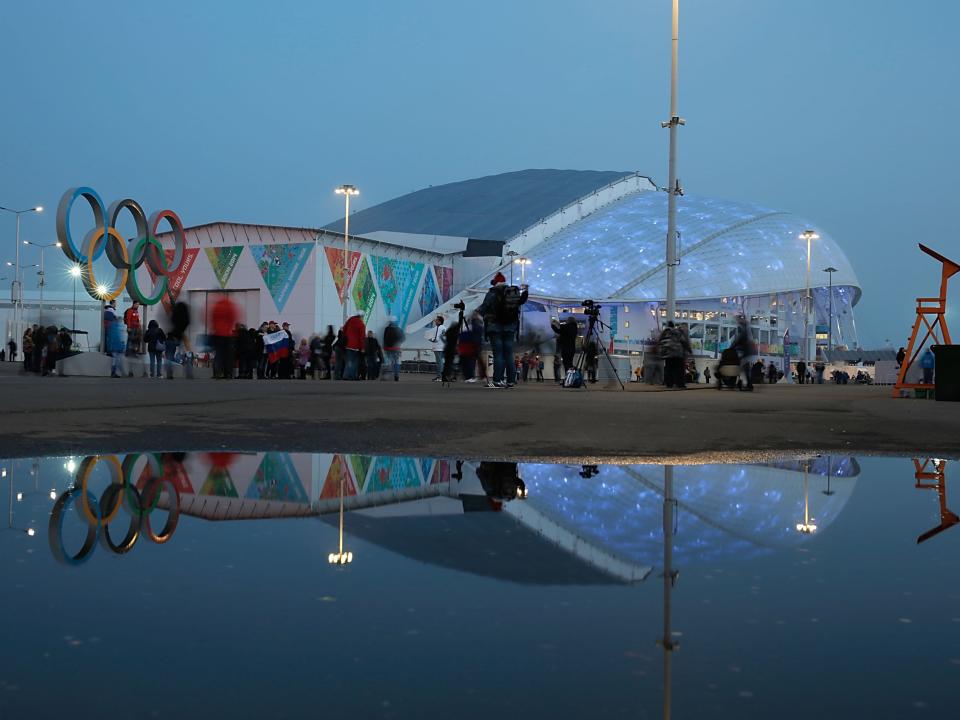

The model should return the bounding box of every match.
[452,300,466,312]
[582,299,602,318]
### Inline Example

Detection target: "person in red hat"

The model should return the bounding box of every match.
[477,270,528,387]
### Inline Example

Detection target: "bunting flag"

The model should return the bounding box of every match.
[434,266,454,302]
[204,246,244,289]
[349,455,373,493]
[366,456,421,493]
[320,455,357,499]
[147,248,200,314]
[372,257,425,326]
[263,330,290,363]
[324,247,362,304]
[246,453,308,503]
[250,243,313,312]
[199,467,238,498]
[418,458,433,484]
[351,257,377,323]
[431,460,451,486]
[419,268,440,318]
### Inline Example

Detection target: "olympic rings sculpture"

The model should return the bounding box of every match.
[48,453,181,566]
[56,186,187,304]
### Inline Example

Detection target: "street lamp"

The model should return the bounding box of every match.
[662,0,684,325]
[0,204,43,341]
[334,185,360,325]
[517,257,531,285]
[22,240,61,326]
[69,264,83,333]
[823,266,837,354]
[328,467,354,566]
[799,230,819,365]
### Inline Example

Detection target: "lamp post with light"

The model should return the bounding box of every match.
[69,264,83,333]
[23,240,61,326]
[517,257,531,285]
[3,465,37,539]
[662,0,684,325]
[823,266,837,354]
[0,204,43,339]
[335,185,359,325]
[328,468,353,566]
[505,250,519,285]
[799,230,819,365]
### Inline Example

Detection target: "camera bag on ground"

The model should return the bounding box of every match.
[563,367,583,388]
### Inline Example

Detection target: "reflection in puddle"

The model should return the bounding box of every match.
[1,453,957,718]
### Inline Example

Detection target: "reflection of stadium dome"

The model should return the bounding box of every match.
[519,459,859,568]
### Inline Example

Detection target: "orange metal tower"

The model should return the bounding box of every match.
[892,244,959,398]
[912,458,957,544]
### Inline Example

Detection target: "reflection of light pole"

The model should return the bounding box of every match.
[0,204,43,340]
[823,266,837,354]
[799,230,819,364]
[23,240,61,326]
[796,460,818,534]
[328,469,353,566]
[69,264,82,333]
[660,465,678,720]
[4,464,37,538]
[335,185,360,325]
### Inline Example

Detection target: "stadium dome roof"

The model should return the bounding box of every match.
[323,168,637,240]
[510,191,861,303]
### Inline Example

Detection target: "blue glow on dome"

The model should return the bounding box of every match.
[522,192,860,302]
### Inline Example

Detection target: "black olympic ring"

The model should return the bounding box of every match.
[56,186,187,304]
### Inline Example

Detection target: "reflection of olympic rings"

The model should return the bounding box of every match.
[56,186,187,304]
[48,454,181,565]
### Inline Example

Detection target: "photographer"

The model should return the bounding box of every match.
[424,314,446,382]
[551,315,578,375]
[478,271,528,388]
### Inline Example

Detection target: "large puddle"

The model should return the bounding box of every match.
[1,452,958,718]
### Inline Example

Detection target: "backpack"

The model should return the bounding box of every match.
[563,368,583,388]
[495,285,523,323]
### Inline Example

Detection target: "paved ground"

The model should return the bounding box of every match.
[0,362,956,461]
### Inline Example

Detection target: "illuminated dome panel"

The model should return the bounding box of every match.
[522,192,860,302]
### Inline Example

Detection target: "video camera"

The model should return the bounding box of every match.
[582,299,602,317]
[453,300,466,312]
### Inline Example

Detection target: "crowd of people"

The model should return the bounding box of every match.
[7,325,74,376]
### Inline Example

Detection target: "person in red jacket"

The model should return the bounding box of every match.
[343,314,366,380]
[209,294,239,379]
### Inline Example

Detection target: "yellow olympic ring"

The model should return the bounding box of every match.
[83,227,129,302]
[76,455,124,524]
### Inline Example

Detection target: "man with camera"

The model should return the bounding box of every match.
[424,314,447,382]
[478,271,528,388]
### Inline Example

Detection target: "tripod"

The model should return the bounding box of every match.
[575,310,625,391]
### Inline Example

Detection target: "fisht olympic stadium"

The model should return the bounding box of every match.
[327,169,861,359]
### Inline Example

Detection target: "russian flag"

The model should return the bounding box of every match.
[264,330,290,363]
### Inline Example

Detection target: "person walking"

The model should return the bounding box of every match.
[209,294,238,379]
[104,300,126,378]
[553,353,562,384]
[308,333,323,379]
[535,355,544,382]
[6,338,15,363]
[921,347,936,385]
[896,346,906,367]
[296,338,311,379]
[333,328,346,380]
[143,319,166,378]
[425,314,446,382]
[658,322,689,389]
[22,328,34,373]
[165,300,193,379]
[343,314,365,380]
[383,318,405,382]
[796,359,807,384]
[321,326,335,379]
[123,300,142,377]
[520,352,530,382]
[703,365,711,384]
[478,271,528,388]
[551,315,579,376]
[365,330,383,380]
[457,310,481,383]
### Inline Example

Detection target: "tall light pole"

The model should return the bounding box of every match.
[518,257,531,285]
[662,0,684,324]
[799,230,819,364]
[23,240,61,326]
[505,250,519,285]
[796,460,818,534]
[660,465,678,720]
[0,205,43,342]
[335,185,359,326]
[69,264,82,333]
[823,266,837,354]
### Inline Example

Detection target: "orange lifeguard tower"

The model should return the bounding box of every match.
[893,244,959,398]
[912,458,957,544]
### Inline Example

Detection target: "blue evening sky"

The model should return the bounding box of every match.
[1,0,957,346]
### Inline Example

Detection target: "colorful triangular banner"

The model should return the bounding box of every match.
[204,246,244,289]
[351,257,377,323]
[321,455,357,499]
[246,452,309,503]
[324,247,362,305]
[250,243,313,312]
